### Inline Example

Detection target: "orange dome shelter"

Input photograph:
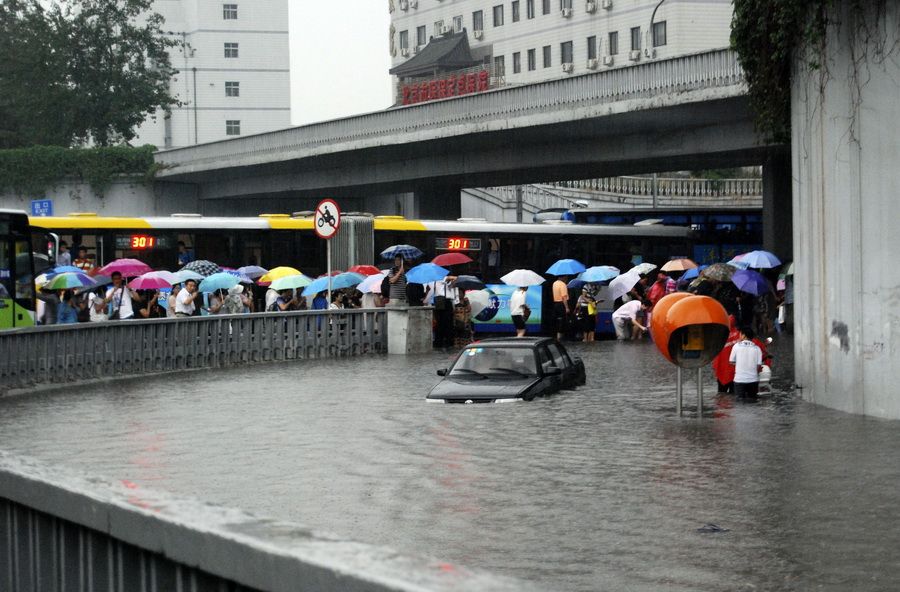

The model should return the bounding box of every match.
[650,294,729,368]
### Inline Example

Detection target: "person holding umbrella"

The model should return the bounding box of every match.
[104,272,140,320]
[509,285,530,338]
[551,275,570,341]
[174,278,200,317]
[387,255,407,306]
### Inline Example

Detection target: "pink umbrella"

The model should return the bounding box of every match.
[99,258,152,277]
[129,271,176,290]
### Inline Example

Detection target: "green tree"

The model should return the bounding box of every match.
[0,0,178,148]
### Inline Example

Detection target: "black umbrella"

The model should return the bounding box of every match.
[181,259,222,277]
[451,275,486,291]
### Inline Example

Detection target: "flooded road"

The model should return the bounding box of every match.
[1,337,898,591]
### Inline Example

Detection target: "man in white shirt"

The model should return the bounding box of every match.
[612,299,649,340]
[425,277,456,347]
[175,279,200,317]
[509,286,529,337]
[104,272,138,320]
[729,326,764,399]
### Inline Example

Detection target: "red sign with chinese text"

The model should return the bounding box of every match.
[401,69,491,106]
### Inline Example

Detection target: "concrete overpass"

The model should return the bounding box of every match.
[155,48,790,255]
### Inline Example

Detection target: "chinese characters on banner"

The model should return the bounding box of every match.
[401,70,491,105]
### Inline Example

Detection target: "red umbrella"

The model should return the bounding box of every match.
[99,258,152,277]
[432,252,473,266]
[348,265,382,276]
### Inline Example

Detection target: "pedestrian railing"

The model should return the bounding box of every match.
[0,309,386,393]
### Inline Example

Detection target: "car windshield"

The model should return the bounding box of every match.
[450,346,537,377]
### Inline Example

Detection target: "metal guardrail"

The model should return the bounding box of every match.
[0,309,386,393]
[156,48,745,174]
[550,176,762,199]
[0,452,533,592]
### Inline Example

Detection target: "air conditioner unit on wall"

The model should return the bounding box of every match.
[603,55,614,66]
[439,25,452,35]
[414,45,421,54]
[399,0,408,10]
[401,47,410,57]
[644,47,656,59]
[562,62,574,73]
[629,50,641,61]
[587,58,599,69]
[409,0,418,8]
[561,7,573,17]
[473,29,483,40]
[586,1,597,13]
[601,0,612,8]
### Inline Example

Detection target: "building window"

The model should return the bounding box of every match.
[587,36,598,61]
[542,0,551,15]
[416,25,426,46]
[560,41,573,64]
[608,31,618,55]
[527,48,536,70]
[453,15,463,32]
[560,0,572,9]
[631,26,641,51]
[542,44,551,67]
[226,120,240,135]
[224,42,238,58]
[225,81,239,97]
[493,55,505,77]
[493,5,504,27]
[512,1,520,22]
[434,20,444,36]
[513,51,521,73]
[527,0,535,18]
[652,20,667,47]
[222,4,237,19]
[473,10,484,31]
[399,30,409,50]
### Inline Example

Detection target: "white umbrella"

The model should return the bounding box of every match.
[500,269,545,287]
[609,271,642,301]
[628,262,657,276]
[357,270,388,294]
[466,289,492,317]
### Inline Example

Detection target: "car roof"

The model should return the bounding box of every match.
[467,337,555,348]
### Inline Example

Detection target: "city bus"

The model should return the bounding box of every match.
[27,212,695,334]
[0,209,38,329]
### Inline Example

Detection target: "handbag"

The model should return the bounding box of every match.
[521,304,531,321]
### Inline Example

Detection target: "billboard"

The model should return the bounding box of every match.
[472,284,543,333]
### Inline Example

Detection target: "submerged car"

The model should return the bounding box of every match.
[427,337,586,404]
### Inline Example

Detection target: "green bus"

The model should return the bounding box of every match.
[0,209,39,329]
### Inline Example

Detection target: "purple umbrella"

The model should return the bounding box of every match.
[732,269,772,296]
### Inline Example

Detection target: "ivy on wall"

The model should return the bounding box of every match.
[0,145,159,196]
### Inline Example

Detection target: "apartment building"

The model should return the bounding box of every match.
[134,0,291,149]
[389,0,733,102]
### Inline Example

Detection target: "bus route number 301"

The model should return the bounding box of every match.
[435,237,482,251]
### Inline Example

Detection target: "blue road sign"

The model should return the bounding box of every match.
[30,199,53,217]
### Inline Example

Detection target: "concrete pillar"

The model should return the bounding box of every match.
[387,306,434,354]
[762,151,793,260]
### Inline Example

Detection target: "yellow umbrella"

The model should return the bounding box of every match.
[258,266,302,284]
[660,258,698,272]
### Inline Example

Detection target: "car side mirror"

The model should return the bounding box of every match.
[437,368,448,376]
[545,367,562,376]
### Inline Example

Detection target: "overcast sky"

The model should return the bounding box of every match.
[289,2,393,126]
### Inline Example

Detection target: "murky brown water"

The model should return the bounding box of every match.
[1,336,898,591]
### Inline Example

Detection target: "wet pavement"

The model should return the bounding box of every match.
[1,336,899,591]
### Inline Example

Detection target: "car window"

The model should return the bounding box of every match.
[451,346,537,375]
[547,342,569,369]
[538,346,555,373]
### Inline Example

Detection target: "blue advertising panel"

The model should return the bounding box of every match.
[30,199,53,217]
[473,284,543,333]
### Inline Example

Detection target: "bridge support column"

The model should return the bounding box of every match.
[762,151,792,260]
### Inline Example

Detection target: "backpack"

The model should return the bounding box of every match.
[406,282,424,306]
[380,273,392,299]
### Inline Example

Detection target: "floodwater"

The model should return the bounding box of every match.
[1,337,899,592]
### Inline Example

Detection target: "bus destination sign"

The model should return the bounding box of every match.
[435,237,482,251]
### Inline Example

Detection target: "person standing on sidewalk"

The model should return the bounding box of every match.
[552,275,570,341]
[729,326,764,399]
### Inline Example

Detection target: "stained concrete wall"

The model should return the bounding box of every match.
[0,178,198,217]
[791,3,900,419]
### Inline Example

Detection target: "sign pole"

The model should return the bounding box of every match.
[327,240,332,305]
[314,198,341,310]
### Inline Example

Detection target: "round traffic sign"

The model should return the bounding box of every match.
[314,199,341,239]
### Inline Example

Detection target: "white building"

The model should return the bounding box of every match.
[389,0,733,101]
[134,0,291,149]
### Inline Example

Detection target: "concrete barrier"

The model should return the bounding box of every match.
[387,306,434,354]
[0,452,535,592]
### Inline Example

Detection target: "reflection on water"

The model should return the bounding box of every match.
[1,337,898,591]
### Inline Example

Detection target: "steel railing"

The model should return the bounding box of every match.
[156,48,745,174]
[0,309,386,393]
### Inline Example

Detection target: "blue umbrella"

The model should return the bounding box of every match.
[301,272,365,296]
[578,265,619,283]
[381,244,423,261]
[46,265,83,277]
[732,269,772,296]
[546,259,586,276]
[237,265,268,279]
[739,250,782,269]
[405,263,449,284]
[224,269,253,283]
[198,272,240,293]
[680,265,708,281]
[567,278,586,290]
